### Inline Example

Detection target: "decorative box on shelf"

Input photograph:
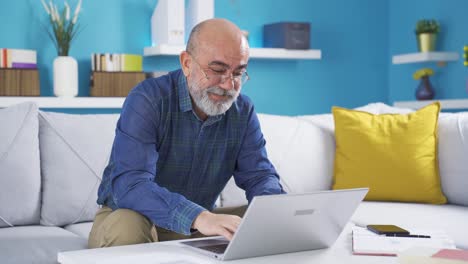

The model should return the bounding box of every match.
[0,68,40,96]
[89,71,146,97]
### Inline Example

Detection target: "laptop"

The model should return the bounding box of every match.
[181,188,368,260]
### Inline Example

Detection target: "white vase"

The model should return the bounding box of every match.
[53,56,78,97]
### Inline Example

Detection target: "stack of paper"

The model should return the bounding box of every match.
[352,226,456,256]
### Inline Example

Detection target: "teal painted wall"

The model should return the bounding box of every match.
[0,0,389,115]
[388,0,468,103]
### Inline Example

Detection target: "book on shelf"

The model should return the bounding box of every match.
[0,49,3,68]
[12,62,37,69]
[0,68,40,96]
[0,48,37,69]
[121,54,143,72]
[91,53,143,72]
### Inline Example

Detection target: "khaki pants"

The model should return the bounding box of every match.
[88,205,247,248]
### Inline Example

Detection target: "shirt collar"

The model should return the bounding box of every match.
[177,72,193,113]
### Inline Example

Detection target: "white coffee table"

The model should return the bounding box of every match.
[58,224,398,264]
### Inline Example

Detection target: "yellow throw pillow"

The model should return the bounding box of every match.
[332,102,446,204]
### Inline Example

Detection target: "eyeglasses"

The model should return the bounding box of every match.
[188,53,250,86]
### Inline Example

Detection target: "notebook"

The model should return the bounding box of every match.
[352,226,456,256]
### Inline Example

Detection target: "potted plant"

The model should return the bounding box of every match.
[415,19,440,52]
[413,68,435,100]
[40,0,82,97]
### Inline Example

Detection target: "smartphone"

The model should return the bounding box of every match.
[366,225,409,235]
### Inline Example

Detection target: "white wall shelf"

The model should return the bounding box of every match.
[144,45,322,60]
[0,97,125,108]
[394,99,468,110]
[392,52,459,64]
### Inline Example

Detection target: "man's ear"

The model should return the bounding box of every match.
[180,51,191,77]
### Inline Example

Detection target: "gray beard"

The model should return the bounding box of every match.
[189,85,239,116]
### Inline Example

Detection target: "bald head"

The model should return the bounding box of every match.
[186,18,249,58]
[180,19,250,120]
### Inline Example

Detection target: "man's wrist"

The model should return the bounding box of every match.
[172,199,206,235]
[192,210,210,230]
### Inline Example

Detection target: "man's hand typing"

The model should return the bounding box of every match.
[192,211,242,240]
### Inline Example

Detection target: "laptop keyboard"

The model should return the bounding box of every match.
[199,243,228,254]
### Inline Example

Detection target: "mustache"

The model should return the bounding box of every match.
[205,86,237,98]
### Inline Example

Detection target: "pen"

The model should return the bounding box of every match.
[386,234,431,238]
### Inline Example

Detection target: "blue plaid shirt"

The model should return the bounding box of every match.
[97,69,285,235]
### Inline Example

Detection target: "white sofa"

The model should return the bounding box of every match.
[0,101,467,264]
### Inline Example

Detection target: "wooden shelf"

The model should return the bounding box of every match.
[0,97,125,108]
[144,45,185,56]
[392,52,459,64]
[249,48,321,59]
[394,99,468,110]
[144,44,322,60]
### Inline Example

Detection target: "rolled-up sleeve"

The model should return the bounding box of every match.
[109,89,205,235]
[233,107,286,203]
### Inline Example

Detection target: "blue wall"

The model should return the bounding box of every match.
[0,0,389,115]
[389,0,468,103]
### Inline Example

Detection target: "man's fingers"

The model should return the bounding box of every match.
[219,216,241,236]
[232,217,241,226]
[195,214,242,240]
[223,222,239,234]
[227,215,241,227]
[219,227,234,241]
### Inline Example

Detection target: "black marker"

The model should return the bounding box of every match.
[386,234,431,238]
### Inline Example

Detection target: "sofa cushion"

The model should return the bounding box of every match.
[297,113,334,134]
[346,103,468,206]
[300,102,468,206]
[351,201,468,249]
[355,104,468,206]
[297,102,414,134]
[438,112,468,206]
[64,222,93,239]
[0,226,87,264]
[39,111,119,226]
[221,114,335,207]
[0,102,41,227]
[355,102,413,115]
[332,103,447,204]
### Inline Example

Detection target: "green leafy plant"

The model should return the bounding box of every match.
[41,0,82,56]
[415,19,440,35]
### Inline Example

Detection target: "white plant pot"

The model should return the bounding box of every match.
[53,56,78,97]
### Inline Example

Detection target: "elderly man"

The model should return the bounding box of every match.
[88,18,285,248]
